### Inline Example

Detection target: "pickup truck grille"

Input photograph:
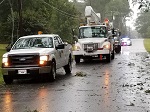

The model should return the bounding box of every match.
[83,43,98,52]
[8,54,39,66]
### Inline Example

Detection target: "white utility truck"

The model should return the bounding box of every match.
[2,34,72,84]
[73,6,115,63]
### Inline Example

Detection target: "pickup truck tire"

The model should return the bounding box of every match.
[64,56,72,74]
[111,49,115,60]
[106,53,111,63]
[115,45,121,53]
[75,56,80,63]
[3,75,13,84]
[49,61,56,82]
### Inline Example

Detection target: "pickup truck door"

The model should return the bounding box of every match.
[57,36,66,65]
[54,36,65,68]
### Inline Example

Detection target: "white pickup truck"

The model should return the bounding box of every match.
[2,34,72,84]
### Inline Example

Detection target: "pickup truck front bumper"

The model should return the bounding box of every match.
[2,66,52,79]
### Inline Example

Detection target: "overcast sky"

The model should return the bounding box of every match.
[126,0,140,29]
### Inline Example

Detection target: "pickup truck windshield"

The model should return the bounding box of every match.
[79,26,107,39]
[12,37,53,50]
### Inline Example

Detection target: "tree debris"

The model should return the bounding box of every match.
[75,71,87,77]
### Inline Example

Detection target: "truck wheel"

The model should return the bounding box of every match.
[111,49,115,60]
[64,57,72,74]
[49,61,56,82]
[3,75,13,84]
[106,53,111,63]
[115,45,121,53]
[75,56,80,63]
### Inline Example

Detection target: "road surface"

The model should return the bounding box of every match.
[0,39,150,112]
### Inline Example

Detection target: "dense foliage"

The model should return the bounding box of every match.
[0,0,131,43]
[135,11,150,38]
[105,0,130,34]
[0,0,79,43]
[132,0,150,38]
[131,0,150,12]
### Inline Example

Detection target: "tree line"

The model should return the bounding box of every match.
[135,11,150,38]
[0,0,131,43]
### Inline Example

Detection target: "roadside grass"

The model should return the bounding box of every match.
[144,38,150,53]
[0,44,7,84]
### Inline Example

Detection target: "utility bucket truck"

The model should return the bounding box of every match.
[73,6,115,63]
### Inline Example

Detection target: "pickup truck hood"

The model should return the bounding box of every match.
[3,48,54,57]
[78,38,107,44]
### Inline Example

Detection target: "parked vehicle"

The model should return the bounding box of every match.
[121,37,132,46]
[73,6,115,63]
[112,29,121,53]
[1,34,72,84]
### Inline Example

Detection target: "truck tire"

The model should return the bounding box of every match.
[111,49,115,60]
[115,45,121,53]
[106,53,111,63]
[75,56,80,63]
[64,56,72,74]
[3,75,13,84]
[49,61,56,82]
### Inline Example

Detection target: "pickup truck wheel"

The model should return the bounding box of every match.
[111,49,115,60]
[115,45,121,53]
[49,61,56,82]
[75,56,80,63]
[106,53,111,63]
[3,75,13,84]
[64,57,72,74]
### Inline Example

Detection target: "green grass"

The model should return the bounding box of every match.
[144,38,150,53]
[0,44,7,84]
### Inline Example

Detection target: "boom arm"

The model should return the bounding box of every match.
[85,6,101,25]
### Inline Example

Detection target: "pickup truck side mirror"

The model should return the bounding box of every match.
[108,35,114,39]
[55,44,65,49]
[64,42,68,46]
[112,34,115,37]
[6,43,13,52]
[118,32,121,36]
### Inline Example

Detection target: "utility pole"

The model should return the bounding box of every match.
[8,0,14,44]
[89,0,91,6]
[18,0,23,37]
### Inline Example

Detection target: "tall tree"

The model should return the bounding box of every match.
[135,12,150,38]
[0,0,79,43]
[105,0,130,34]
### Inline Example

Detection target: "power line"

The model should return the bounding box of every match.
[42,0,79,18]
[0,0,5,5]
[41,0,79,19]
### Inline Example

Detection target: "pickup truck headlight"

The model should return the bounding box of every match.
[2,57,9,67]
[103,45,110,49]
[39,55,49,65]
[115,41,119,44]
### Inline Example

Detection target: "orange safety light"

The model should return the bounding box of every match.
[104,18,109,23]
[38,31,43,35]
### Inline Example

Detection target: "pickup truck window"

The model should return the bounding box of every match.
[12,37,53,50]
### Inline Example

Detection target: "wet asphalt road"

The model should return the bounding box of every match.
[0,39,150,112]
